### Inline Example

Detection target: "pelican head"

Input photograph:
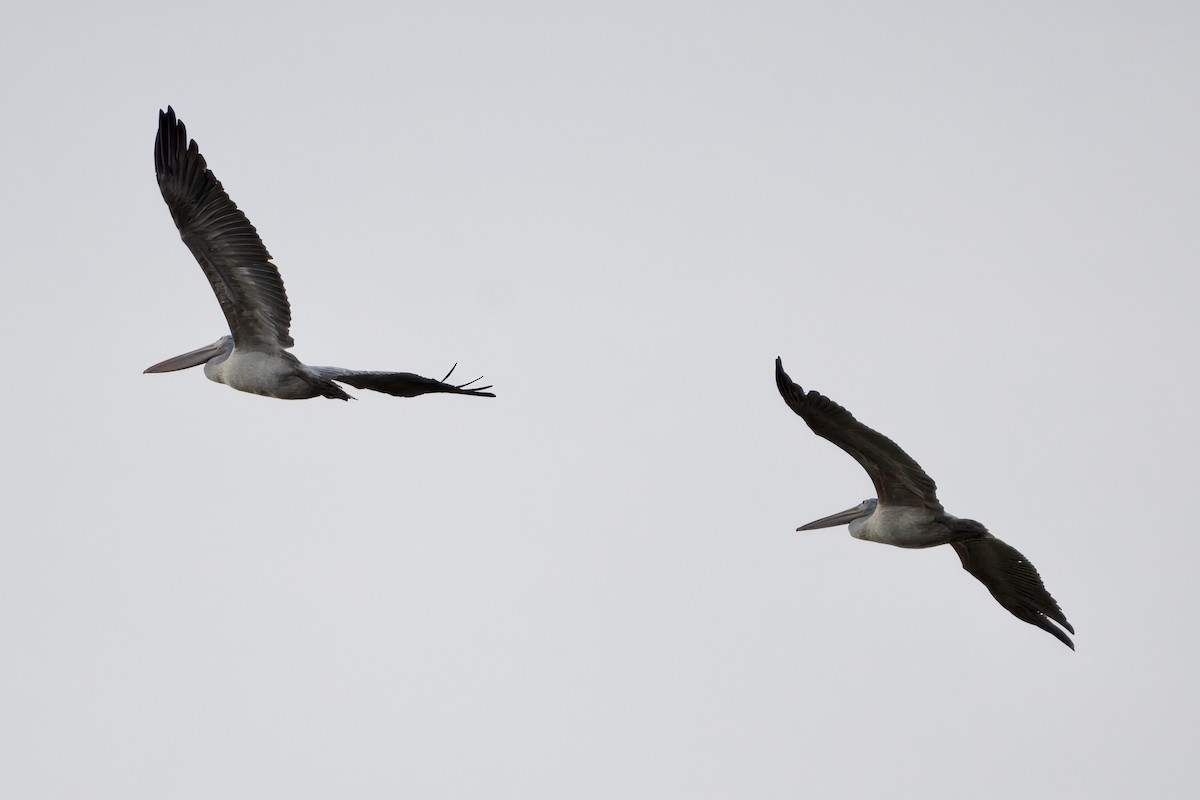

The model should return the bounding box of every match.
[144,335,233,373]
[797,498,878,531]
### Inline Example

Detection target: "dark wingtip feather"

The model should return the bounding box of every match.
[774,356,805,408]
[1034,615,1075,650]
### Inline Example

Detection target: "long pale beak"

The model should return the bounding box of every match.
[797,504,866,531]
[143,341,225,373]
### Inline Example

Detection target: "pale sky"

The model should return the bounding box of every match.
[3,2,1198,798]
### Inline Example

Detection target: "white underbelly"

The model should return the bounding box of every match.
[207,351,308,397]
[850,505,948,548]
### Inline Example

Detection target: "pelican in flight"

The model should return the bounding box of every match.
[775,357,1073,648]
[144,107,495,401]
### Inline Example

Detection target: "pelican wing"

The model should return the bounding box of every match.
[155,107,293,351]
[775,357,942,510]
[951,534,1074,649]
[311,364,495,398]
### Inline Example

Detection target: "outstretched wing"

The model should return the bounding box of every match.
[951,534,1074,649]
[775,357,942,510]
[155,107,294,352]
[312,364,495,398]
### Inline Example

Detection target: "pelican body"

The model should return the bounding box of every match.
[776,357,1074,648]
[145,107,494,401]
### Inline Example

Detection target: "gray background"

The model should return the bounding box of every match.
[2,1,1196,797]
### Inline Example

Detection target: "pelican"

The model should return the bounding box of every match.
[144,107,495,401]
[775,357,1073,648]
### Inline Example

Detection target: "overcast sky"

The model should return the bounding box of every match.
[2,1,1198,797]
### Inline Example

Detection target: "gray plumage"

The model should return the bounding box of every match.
[776,357,1073,649]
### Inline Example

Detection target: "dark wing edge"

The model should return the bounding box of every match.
[311,365,496,398]
[155,107,294,350]
[775,357,942,510]
[951,535,1074,649]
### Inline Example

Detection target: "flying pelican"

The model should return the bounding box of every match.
[144,107,495,401]
[775,357,1073,648]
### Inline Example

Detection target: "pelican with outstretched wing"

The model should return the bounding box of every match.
[144,107,494,401]
[775,357,1073,648]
